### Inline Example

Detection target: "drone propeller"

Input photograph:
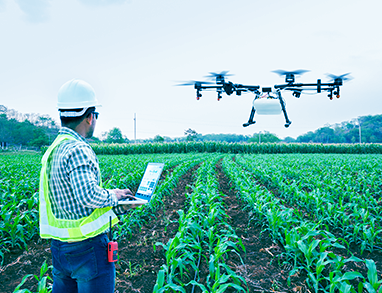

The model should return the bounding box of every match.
[176,80,213,86]
[326,73,352,83]
[272,69,309,84]
[272,69,310,76]
[176,80,214,100]
[205,71,233,84]
[205,71,233,79]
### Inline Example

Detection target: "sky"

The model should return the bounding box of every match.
[0,0,381,140]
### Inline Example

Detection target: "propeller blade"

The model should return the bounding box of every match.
[326,73,352,82]
[176,80,213,86]
[272,69,310,76]
[205,71,233,79]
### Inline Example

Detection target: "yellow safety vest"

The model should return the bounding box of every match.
[39,134,118,241]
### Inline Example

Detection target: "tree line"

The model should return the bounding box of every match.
[1,104,381,150]
[120,115,382,144]
[293,115,382,144]
[0,105,59,149]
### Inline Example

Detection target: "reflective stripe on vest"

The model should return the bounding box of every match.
[39,134,118,241]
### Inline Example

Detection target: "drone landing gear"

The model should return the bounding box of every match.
[243,106,256,127]
[328,88,340,100]
[243,91,292,128]
[276,90,292,128]
[196,90,202,100]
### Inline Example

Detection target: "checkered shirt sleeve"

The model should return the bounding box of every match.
[48,127,125,220]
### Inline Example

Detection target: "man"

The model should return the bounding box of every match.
[39,79,142,293]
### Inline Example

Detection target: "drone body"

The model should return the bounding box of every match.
[178,70,351,128]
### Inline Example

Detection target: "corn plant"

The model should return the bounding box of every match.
[361,259,382,293]
[222,155,379,292]
[12,261,52,293]
[235,154,382,253]
[154,156,247,292]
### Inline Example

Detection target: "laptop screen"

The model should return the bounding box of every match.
[135,162,164,201]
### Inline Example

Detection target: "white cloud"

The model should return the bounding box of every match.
[15,0,51,23]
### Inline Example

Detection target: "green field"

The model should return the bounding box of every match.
[1,150,381,292]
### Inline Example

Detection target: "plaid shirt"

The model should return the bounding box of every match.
[47,127,124,220]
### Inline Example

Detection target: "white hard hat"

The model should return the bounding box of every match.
[57,79,101,110]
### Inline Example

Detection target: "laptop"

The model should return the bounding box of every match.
[118,162,165,204]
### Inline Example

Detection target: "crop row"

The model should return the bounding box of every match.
[0,154,41,264]
[105,153,213,239]
[235,154,382,253]
[89,142,382,155]
[222,155,382,291]
[0,153,210,265]
[153,155,247,292]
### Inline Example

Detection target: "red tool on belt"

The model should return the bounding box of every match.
[108,216,118,262]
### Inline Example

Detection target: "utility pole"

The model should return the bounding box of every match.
[358,119,361,144]
[356,118,361,144]
[134,113,136,143]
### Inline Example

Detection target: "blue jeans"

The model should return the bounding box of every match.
[50,233,115,293]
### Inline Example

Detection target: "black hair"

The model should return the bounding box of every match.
[60,107,96,129]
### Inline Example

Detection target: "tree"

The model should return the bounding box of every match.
[0,105,7,114]
[248,131,281,143]
[184,128,199,141]
[0,114,13,144]
[294,114,382,143]
[0,113,56,148]
[29,127,49,147]
[105,127,125,143]
[153,135,165,143]
[283,136,296,143]
[88,136,102,144]
[297,131,316,143]
[315,127,335,143]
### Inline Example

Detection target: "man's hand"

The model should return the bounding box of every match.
[113,188,134,200]
[112,188,144,210]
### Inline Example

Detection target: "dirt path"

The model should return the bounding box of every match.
[114,165,196,292]
[215,162,308,292]
[0,237,52,292]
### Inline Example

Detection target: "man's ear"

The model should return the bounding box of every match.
[85,113,93,125]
